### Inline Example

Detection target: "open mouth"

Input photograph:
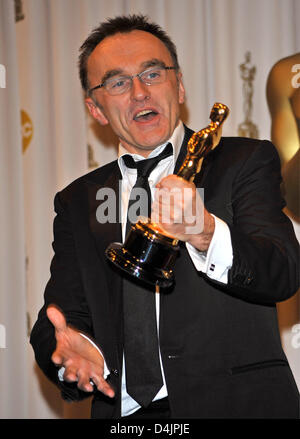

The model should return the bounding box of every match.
[133,109,159,122]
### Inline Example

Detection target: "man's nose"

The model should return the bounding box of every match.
[130,77,150,101]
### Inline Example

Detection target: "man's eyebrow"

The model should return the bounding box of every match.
[101,69,124,84]
[140,59,167,69]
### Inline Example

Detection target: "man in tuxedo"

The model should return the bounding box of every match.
[30,14,300,418]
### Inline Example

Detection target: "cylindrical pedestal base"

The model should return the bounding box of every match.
[105,221,179,288]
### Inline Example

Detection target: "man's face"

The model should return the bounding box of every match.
[85,30,185,156]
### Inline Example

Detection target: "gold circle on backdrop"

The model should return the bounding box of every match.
[21,109,33,153]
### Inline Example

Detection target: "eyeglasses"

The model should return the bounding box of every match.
[88,65,177,96]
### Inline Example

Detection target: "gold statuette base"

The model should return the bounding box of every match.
[106,220,180,288]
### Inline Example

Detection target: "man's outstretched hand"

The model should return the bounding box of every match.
[46,305,115,398]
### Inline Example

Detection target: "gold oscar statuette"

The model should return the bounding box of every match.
[105,102,229,287]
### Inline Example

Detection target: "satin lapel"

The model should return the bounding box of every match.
[86,164,124,353]
[87,165,122,259]
[193,152,214,189]
[174,125,193,174]
[81,166,123,370]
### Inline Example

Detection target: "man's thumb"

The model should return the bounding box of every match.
[46,305,67,333]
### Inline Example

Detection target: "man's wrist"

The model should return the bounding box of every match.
[187,212,215,251]
[186,215,233,284]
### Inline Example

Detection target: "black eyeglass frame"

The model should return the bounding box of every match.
[88,66,177,96]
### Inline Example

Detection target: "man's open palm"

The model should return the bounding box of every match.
[47,305,115,398]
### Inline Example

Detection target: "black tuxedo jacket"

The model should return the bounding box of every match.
[30,127,300,418]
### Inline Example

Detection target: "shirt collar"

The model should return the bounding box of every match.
[118,121,185,177]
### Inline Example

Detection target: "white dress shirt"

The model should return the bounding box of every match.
[59,121,233,416]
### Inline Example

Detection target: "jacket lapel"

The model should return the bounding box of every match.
[85,163,124,365]
[87,163,122,256]
[174,125,192,174]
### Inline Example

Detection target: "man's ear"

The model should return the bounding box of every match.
[85,97,109,125]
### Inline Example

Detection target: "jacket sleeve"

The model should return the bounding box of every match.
[222,140,299,304]
[30,191,95,402]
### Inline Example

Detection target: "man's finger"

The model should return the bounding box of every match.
[51,350,64,367]
[46,305,67,333]
[77,370,94,393]
[63,366,79,383]
[92,374,115,398]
